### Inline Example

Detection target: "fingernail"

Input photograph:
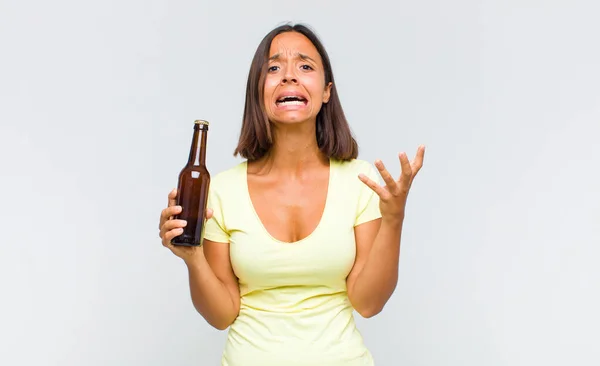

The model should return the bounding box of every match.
[182,220,187,226]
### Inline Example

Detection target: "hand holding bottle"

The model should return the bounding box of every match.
[159,188,213,262]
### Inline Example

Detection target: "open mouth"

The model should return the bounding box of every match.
[276,95,308,106]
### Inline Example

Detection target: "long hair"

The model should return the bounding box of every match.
[233,23,358,161]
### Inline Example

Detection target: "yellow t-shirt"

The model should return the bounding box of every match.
[203,158,382,366]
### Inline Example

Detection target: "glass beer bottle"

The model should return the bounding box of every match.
[172,119,211,246]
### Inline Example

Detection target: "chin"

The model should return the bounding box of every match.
[272,115,312,125]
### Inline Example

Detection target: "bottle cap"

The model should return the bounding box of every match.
[194,120,210,126]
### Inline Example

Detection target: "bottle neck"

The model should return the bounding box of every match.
[188,125,208,166]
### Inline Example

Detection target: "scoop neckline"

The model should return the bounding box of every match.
[242,158,334,245]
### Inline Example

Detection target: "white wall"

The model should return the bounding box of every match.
[1,0,598,365]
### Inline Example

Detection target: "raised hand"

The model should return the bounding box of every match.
[358,145,425,223]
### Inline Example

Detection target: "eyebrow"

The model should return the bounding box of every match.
[268,53,317,63]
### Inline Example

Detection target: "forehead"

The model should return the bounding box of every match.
[268,32,322,63]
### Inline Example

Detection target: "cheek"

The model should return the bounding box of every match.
[306,77,326,97]
[263,79,277,105]
[264,77,277,90]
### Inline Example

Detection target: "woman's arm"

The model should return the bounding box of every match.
[184,240,240,330]
[346,217,402,318]
[159,188,240,330]
[346,146,425,317]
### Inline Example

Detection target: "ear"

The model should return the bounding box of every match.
[322,82,332,104]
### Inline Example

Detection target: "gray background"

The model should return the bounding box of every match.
[1,0,599,365]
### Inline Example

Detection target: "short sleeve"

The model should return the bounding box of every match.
[202,183,230,244]
[354,163,382,226]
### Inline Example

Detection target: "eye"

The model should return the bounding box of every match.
[268,65,280,72]
[300,64,313,71]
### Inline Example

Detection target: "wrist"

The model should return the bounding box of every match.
[381,213,405,228]
[183,247,205,269]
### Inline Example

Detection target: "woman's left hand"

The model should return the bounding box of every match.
[359,145,426,223]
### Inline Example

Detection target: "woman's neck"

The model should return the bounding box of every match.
[253,122,329,177]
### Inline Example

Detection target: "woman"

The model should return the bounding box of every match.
[159,23,425,366]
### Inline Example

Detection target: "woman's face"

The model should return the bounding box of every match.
[263,32,332,126]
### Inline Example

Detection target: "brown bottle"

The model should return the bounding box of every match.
[172,120,211,246]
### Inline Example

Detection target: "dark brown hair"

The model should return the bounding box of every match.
[233,23,359,161]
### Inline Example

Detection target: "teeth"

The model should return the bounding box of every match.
[278,100,305,106]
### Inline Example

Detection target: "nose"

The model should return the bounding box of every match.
[281,76,297,84]
[281,66,298,84]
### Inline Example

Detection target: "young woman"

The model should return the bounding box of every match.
[159,23,425,366]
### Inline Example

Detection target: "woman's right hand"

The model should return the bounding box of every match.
[159,188,213,263]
